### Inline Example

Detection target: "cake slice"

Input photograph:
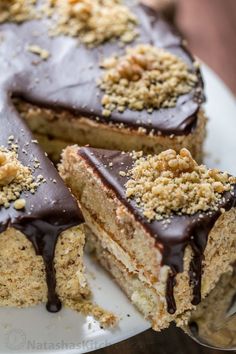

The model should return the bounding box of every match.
[0,95,116,326]
[60,146,236,330]
[0,98,87,313]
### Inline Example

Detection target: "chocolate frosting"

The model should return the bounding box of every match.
[78,147,236,314]
[0,2,204,136]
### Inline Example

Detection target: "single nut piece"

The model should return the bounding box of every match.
[0,151,18,186]
[0,151,7,164]
[72,1,92,20]
[14,198,26,210]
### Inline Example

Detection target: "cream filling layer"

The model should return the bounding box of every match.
[81,205,169,302]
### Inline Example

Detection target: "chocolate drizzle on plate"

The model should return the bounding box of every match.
[78,147,236,314]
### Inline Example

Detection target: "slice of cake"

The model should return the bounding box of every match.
[0,93,87,313]
[60,146,236,331]
[0,93,116,326]
[1,0,205,162]
[0,112,89,315]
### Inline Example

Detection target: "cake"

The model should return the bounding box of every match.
[0,0,207,329]
[0,0,205,162]
[60,145,236,331]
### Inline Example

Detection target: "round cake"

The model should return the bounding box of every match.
[2,0,231,334]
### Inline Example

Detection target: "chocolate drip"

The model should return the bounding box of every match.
[166,269,177,314]
[189,249,203,306]
[0,95,83,312]
[14,220,65,313]
[78,147,236,314]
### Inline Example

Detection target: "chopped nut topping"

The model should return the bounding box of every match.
[0,0,137,47]
[0,0,36,23]
[48,0,138,46]
[14,198,26,210]
[27,45,50,60]
[0,146,42,209]
[125,148,236,221]
[99,44,198,116]
[0,151,18,186]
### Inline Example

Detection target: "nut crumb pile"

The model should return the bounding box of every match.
[0,147,40,209]
[48,0,138,46]
[99,44,198,117]
[0,0,36,23]
[125,148,235,221]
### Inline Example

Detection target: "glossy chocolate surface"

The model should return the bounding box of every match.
[78,147,236,314]
[0,2,204,136]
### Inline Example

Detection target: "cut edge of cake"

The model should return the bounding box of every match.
[16,99,207,163]
[59,145,236,331]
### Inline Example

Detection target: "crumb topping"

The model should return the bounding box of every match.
[99,44,198,116]
[0,0,36,23]
[125,148,235,221]
[48,0,138,46]
[0,0,138,47]
[0,146,41,209]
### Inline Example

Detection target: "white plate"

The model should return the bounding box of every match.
[0,64,236,354]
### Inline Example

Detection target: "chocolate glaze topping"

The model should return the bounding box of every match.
[78,147,236,314]
[0,92,83,312]
[0,2,204,136]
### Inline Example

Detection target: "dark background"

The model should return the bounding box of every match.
[177,0,236,95]
[94,0,236,353]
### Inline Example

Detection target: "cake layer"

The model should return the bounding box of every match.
[0,226,89,308]
[85,227,165,330]
[60,146,236,330]
[16,100,206,162]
